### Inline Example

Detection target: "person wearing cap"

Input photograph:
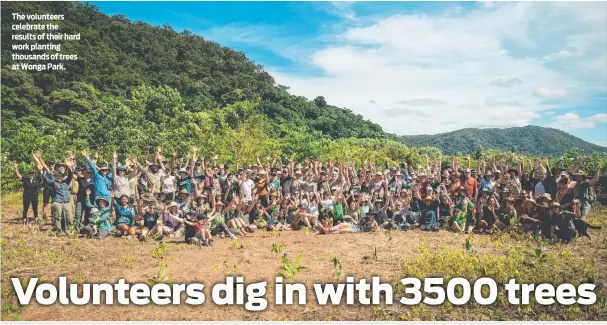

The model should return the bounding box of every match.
[573,163,601,222]
[81,150,112,203]
[84,205,111,239]
[208,201,236,239]
[159,201,186,237]
[549,202,576,243]
[15,164,42,224]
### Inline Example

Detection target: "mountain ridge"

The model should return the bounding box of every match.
[399,125,607,156]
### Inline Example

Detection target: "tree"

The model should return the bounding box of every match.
[314,96,327,107]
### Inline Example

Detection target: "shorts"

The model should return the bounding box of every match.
[186,233,203,244]
[580,202,591,221]
[351,225,361,233]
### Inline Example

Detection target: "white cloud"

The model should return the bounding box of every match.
[552,113,607,130]
[533,87,569,99]
[268,2,607,135]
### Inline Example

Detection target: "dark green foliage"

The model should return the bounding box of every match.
[400,126,607,157]
[1,1,385,158]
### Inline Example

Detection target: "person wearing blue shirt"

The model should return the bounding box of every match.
[81,150,113,202]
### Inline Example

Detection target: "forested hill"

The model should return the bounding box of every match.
[399,126,607,156]
[1,2,385,152]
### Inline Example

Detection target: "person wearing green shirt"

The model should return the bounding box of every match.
[208,201,235,239]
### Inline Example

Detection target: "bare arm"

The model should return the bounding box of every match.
[589,164,602,186]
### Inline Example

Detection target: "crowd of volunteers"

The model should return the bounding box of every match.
[15,147,601,245]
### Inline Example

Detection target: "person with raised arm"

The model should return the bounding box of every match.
[15,161,42,224]
[36,151,74,236]
[82,150,112,203]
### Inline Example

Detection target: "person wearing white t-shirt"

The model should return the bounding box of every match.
[240,172,255,204]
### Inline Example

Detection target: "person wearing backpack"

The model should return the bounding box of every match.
[574,164,601,222]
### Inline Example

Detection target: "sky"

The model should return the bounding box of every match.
[93,1,607,147]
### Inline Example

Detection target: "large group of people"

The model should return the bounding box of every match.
[15,147,602,246]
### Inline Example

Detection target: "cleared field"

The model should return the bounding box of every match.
[2,192,606,321]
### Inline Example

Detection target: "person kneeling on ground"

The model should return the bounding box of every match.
[84,207,111,239]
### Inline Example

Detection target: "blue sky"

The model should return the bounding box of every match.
[93,2,607,146]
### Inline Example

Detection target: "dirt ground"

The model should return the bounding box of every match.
[2,192,606,321]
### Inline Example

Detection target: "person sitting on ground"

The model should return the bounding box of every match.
[115,194,137,239]
[160,201,186,238]
[84,206,112,239]
[550,202,576,243]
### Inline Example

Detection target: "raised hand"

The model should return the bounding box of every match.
[113,151,118,160]
[81,150,88,158]
[86,188,91,196]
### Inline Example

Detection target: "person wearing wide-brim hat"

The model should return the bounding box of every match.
[193,193,211,215]
[81,150,113,205]
[112,151,138,208]
[82,187,112,236]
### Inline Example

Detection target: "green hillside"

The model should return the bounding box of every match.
[399,126,607,156]
[1,2,386,161]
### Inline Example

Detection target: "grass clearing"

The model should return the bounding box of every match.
[2,193,606,321]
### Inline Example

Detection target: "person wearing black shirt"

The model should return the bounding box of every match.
[550,202,576,243]
[15,165,41,223]
[76,168,95,225]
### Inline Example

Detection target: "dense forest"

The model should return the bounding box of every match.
[1,2,606,191]
[1,2,385,158]
[400,126,607,156]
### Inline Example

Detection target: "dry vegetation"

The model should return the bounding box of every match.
[2,192,606,321]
